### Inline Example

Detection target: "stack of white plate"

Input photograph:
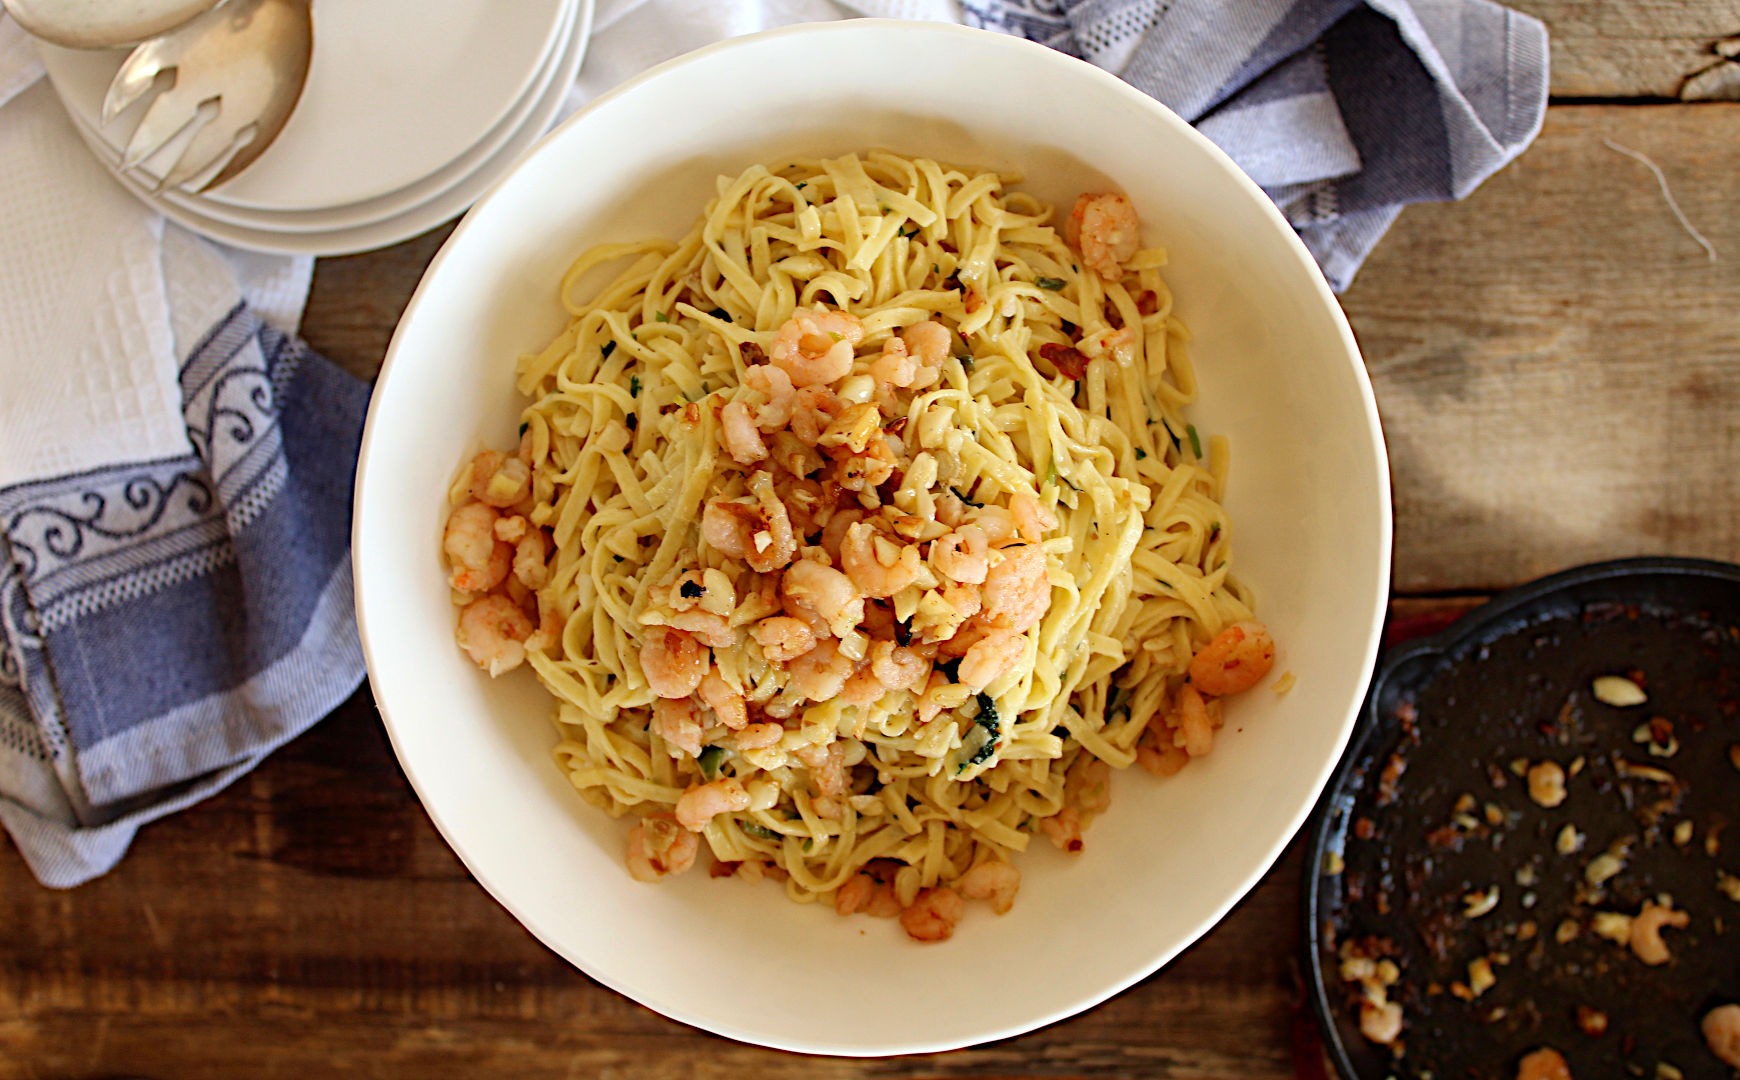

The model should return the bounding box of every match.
[35,0,594,255]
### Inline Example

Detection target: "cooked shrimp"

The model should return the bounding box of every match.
[769,307,864,386]
[981,544,1050,633]
[1040,806,1084,853]
[467,450,531,507]
[839,666,886,707]
[819,507,866,564]
[870,640,930,692]
[842,521,922,598]
[835,874,876,916]
[700,475,796,574]
[795,742,849,798]
[641,627,708,698]
[901,320,950,375]
[916,670,954,724]
[1514,1048,1571,1080]
[899,886,964,943]
[744,363,796,429]
[958,628,1026,692]
[786,638,854,703]
[651,696,704,757]
[970,505,1018,546]
[1187,621,1276,696]
[625,812,699,882]
[1010,491,1057,542]
[698,669,748,730]
[781,559,865,638]
[730,722,784,751]
[1628,900,1689,965]
[1172,684,1216,758]
[931,525,989,584]
[1067,192,1141,280]
[674,776,751,831]
[444,501,512,593]
[1703,1004,1740,1068]
[788,385,845,445]
[751,616,817,663]
[667,608,739,649]
[940,581,982,622]
[457,594,533,676]
[512,528,549,589]
[871,336,917,389]
[957,860,1020,915]
[720,399,769,464]
[1137,742,1190,777]
[1069,755,1112,814]
[493,514,527,542]
[832,436,898,492]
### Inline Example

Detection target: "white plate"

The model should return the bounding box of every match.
[151,0,576,232]
[60,0,592,256]
[354,20,1392,1057]
[37,0,571,211]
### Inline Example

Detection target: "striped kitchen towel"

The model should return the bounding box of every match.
[965,0,1550,289]
[0,23,368,886]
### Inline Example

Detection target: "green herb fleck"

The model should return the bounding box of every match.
[956,353,975,373]
[1135,448,1147,460]
[1187,424,1202,459]
[517,422,528,437]
[901,225,919,239]
[936,657,962,683]
[950,486,983,508]
[975,693,1000,733]
[1162,421,1181,452]
[625,414,637,431]
[653,311,668,323]
[601,340,616,360]
[629,375,640,397]
[1209,522,1222,543]
[880,205,891,214]
[828,331,843,342]
[697,745,726,780]
[932,263,940,275]
[794,181,807,190]
[708,307,731,322]
[741,822,778,840]
[1035,276,1066,291]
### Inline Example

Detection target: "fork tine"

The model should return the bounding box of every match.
[158,119,250,192]
[102,42,170,124]
[121,94,211,171]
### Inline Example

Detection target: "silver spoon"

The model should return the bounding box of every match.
[1,0,227,49]
[102,0,312,193]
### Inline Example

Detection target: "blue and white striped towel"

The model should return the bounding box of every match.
[964,0,1550,289]
[0,19,368,887]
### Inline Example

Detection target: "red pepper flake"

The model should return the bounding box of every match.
[1376,751,1407,805]
[1353,816,1376,840]
[1038,342,1090,380]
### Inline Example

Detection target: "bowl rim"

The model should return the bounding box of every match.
[354,17,1394,1056]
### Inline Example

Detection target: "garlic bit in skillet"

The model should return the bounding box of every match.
[1593,673,1648,707]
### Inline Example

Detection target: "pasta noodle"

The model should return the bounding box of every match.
[440,151,1274,941]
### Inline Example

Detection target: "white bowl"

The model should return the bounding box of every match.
[354,19,1392,1057]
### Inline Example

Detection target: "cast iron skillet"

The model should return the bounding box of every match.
[1304,557,1740,1080]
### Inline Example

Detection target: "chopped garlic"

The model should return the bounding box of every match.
[1593,674,1647,707]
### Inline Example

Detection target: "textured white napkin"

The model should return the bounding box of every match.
[0,17,310,491]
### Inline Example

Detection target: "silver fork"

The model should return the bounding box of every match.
[102,0,313,193]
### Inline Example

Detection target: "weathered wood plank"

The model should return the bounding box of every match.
[1342,103,1740,593]
[1512,1,1740,98]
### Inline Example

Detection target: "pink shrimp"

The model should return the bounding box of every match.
[981,543,1051,633]
[720,399,769,464]
[444,501,512,593]
[457,594,534,676]
[625,812,699,882]
[467,450,531,508]
[651,696,704,757]
[641,627,708,698]
[1066,192,1141,280]
[1187,621,1275,697]
[931,525,989,584]
[769,307,864,386]
[751,615,818,663]
[899,887,964,943]
[674,777,751,831]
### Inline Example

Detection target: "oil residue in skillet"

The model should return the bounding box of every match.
[1324,602,1740,1080]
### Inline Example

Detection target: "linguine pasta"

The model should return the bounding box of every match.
[440,151,1273,940]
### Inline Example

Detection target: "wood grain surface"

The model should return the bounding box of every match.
[10,7,1740,1078]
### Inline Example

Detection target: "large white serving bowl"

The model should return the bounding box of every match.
[354,19,1391,1057]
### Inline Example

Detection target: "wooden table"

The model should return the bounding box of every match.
[5,5,1739,1076]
